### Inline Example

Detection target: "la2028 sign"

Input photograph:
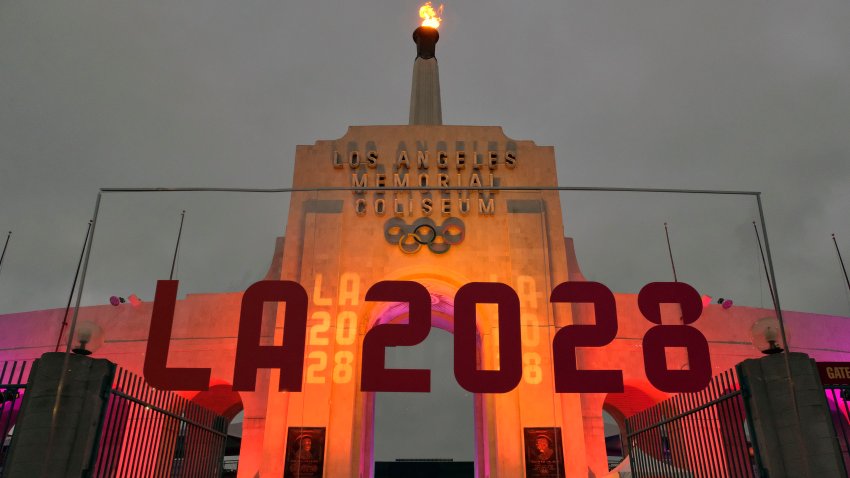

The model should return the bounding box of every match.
[143,280,711,394]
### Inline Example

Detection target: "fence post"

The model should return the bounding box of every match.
[2,352,115,477]
[738,352,847,478]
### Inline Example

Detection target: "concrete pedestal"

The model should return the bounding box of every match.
[3,352,115,477]
[740,352,847,478]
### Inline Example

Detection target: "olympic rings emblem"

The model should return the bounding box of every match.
[384,217,465,254]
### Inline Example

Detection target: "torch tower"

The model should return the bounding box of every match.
[258,3,590,477]
[409,4,443,125]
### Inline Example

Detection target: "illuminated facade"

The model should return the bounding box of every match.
[2,20,850,478]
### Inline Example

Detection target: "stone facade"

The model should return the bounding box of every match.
[2,125,850,477]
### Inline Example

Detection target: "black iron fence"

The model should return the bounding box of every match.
[0,361,28,475]
[824,385,850,476]
[625,368,760,478]
[92,366,229,478]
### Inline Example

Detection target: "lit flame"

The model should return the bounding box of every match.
[419,2,443,29]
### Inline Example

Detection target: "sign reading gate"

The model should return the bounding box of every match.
[818,362,850,386]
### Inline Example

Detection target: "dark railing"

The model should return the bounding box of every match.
[824,385,850,476]
[92,366,228,478]
[625,368,760,478]
[0,361,29,475]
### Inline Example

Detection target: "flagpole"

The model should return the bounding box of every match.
[55,221,93,352]
[664,222,678,282]
[753,221,777,310]
[45,193,101,478]
[170,210,186,280]
[0,231,11,277]
[833,234,850,295]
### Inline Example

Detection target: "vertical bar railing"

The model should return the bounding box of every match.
[0,361,29,475]
[626,367,758,478]
[824,386,850,476]
[90,367,228,478]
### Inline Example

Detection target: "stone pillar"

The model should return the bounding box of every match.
[739,352,847,478]
[3,352,115,477]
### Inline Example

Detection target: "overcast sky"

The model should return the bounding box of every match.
[1,0,849,461]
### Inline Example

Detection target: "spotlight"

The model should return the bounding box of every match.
[717,297,733,309]
[701,295,712,307]
[128,294,142,307]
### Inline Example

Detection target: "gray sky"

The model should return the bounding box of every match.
[1,0,849,461]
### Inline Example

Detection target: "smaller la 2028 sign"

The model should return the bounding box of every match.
[142,280,711,394]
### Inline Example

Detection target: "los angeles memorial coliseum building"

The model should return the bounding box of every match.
[2,18,849,478]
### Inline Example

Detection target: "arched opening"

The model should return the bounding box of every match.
[358,279,488,478]
[601,383,668,475]
[186,382,245,477]
[602,406,626,471]
[374,328,474,461]
[223,410,244,477]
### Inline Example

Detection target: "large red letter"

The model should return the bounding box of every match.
[361,281,432,392]
[144,280,211,390]
[551,281,623,393]
[639,282,711,393]
[233,281,308,392]
[454,282,522,393]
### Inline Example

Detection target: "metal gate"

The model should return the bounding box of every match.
[825,385,850,475]
[92,366,229,478]
[625,367,761,478]
[2,359,228,478]
[0,361,29,475]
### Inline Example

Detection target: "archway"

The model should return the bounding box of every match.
[185,381,245,477]
[602,406,626,471]
[357,277,490,478]
[373,328,473,461]
[599,382,668,475]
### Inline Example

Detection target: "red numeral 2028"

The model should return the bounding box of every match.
[144,280,711,393]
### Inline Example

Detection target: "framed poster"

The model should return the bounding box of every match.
[283,427,326,478]
[524,427,566,478]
